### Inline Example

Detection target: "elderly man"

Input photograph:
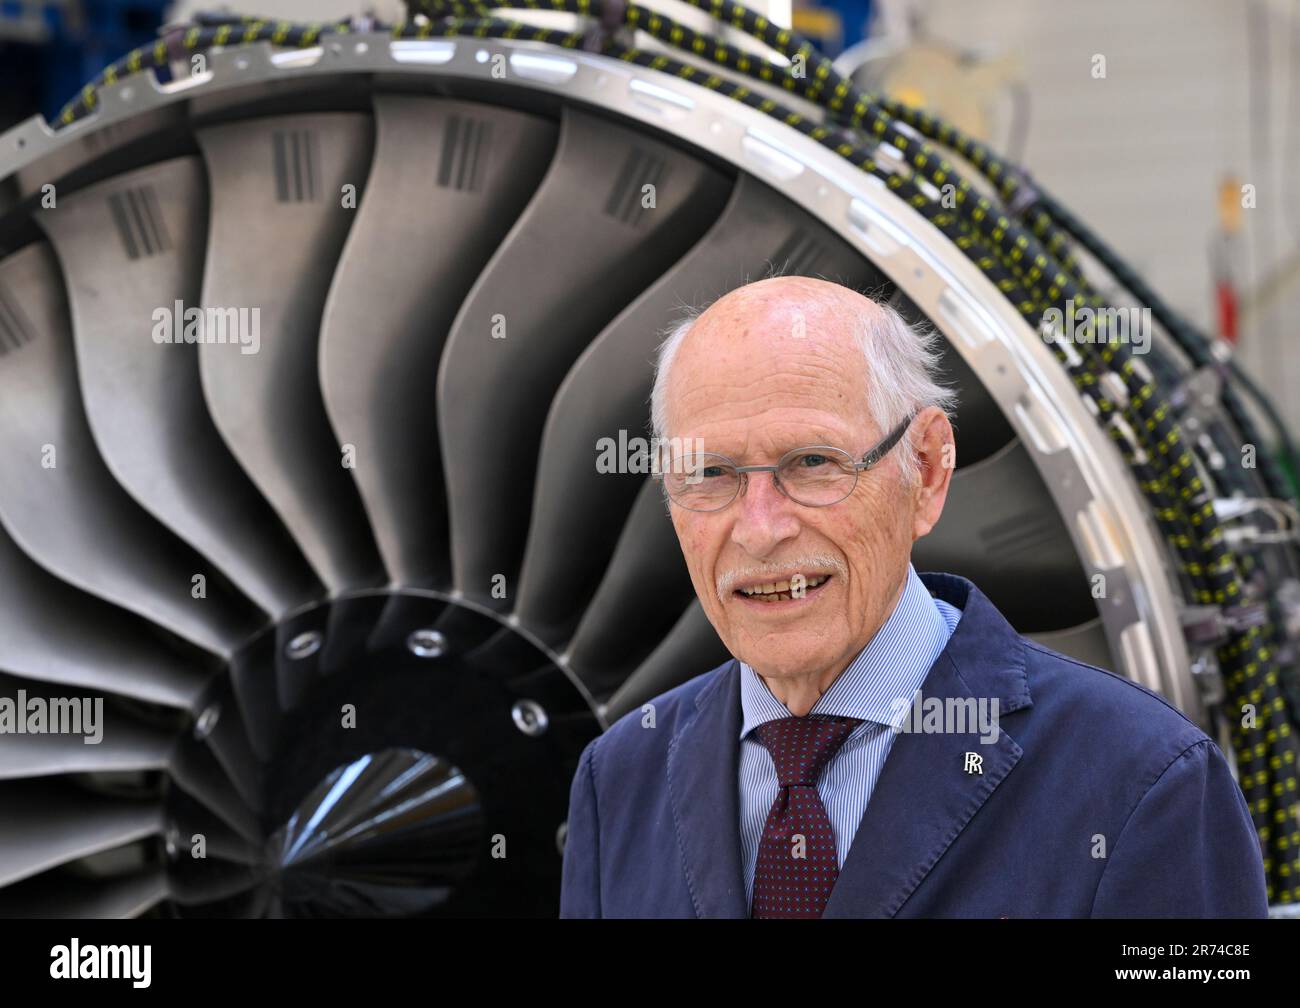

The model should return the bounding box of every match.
[559,276,1267,918]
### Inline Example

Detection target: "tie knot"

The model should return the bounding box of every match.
[753,714,863,787]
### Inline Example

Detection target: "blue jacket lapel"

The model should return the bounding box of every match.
[824,574,1031,917]
[666,659,749,918]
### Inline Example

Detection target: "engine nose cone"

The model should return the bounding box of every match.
[264,748,483,918]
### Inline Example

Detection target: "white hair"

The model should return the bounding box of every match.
[648,289,957,486]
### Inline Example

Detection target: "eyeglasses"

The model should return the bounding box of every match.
[659,413,915,512]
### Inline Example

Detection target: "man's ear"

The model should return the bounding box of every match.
[910,406,955,541]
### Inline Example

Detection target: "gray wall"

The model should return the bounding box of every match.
[916,0,1299,433]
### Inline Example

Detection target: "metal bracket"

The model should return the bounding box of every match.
[1005,168,1041,219]
[1189,649,1225,705]
[1276,579,1300,641]
[1213,496,1300,547]
[1168,364,1227,437]
[583,0,629,53]
[1181,601,1270,646]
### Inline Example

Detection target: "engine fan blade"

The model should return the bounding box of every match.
[563,478,696,699]
[168,742,261,843]
[40,156,323,618]
[196,113,384,593]
[913,438,1095,631]
[0,673,173,778]
[0,867,169,918]
[0,242,263,655]
[320,95,557,587]
[0,527,208,708]
[437,106,731,606]
[0,780,161,888]
[166,858,263,906]
[604,601,730,720]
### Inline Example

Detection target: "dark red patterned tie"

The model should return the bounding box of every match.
[751,713,863,918]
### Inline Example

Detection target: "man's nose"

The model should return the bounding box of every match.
[729,470,802,557]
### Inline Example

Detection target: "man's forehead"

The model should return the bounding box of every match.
[667,325,872,428]
[667,393,877,455]
[694,294,857,344]
[676,313,863,384]
[699,274,866,318]
[691,421,869,461]
[661,280,883,443]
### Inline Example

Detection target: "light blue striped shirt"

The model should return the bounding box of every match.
[738,565,961,907]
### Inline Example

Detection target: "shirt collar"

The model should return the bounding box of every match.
[738,564,953,738]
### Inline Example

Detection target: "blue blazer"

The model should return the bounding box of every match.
[560,573,1268,917]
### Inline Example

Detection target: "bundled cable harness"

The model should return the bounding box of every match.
[51,0,1300,903]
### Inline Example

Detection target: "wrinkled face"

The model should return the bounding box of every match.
[662,286,937,687]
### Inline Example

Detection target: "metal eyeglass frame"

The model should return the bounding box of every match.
[660,413,917,512]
